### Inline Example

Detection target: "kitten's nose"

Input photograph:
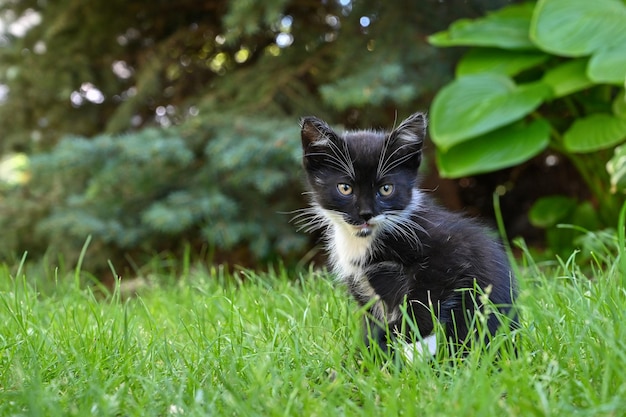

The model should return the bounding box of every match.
[360,211,373,222]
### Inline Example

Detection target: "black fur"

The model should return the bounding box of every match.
[298,112,517,356]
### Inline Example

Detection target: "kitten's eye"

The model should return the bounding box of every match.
[337,183,353,196]
[379,184,394,196]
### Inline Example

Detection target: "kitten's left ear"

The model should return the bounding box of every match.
[300,116,338,150]
[389,112,427,149]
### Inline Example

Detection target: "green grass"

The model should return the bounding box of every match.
[1,249,626,416]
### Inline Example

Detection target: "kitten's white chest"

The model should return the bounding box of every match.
[330,226,370,276]
[325,220,402,323]
[326,222,379,303]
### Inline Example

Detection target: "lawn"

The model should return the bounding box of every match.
[1,246,626,416]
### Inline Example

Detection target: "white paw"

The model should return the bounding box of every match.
[400,334,437,363]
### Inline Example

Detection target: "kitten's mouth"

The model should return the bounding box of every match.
[354,223,373,238]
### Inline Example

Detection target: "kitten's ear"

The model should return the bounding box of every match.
[386,112,426,170]
[389,112,427,149]
[300,116,338,150]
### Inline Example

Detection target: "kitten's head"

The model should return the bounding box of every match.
[300,112,426,238]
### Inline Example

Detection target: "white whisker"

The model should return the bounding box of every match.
[327,138,355,179]
[378,143,420,178]
[288,206,331,234]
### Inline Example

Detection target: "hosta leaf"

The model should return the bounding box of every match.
[530,0,626,57]
[613,90,626,119]
[529,195,577,228]
[428,3,536,50]
[541,59,593,98]
[430,74,549,150]
[588,44,626,85]
[456,48,548,77]
[435,119,550,178]
[563,114,626,153]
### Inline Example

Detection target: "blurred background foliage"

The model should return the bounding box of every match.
[0,0,621,276]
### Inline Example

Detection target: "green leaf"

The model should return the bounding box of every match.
[563,114,626,153]
[541,59,593,98]
[435,119,551,178]
[428,3,536,50]
[456,48,548,77]
[606,144,626,193]
[570,202,602,232]
[430,74,549,150]
[588,44,626,85]
[529,195,577,228]
[613,90,626,119]
[530,0,626,57]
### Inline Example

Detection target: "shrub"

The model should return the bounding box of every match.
[428,0,626,257]
[0,118,308,272]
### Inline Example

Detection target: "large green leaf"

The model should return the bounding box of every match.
[435,119,550,178]
[428,3,536,50]
[430,74,549,150]
[588,44,626,85]
[541,59,593,98]
[530,0,626,57]
[563,114,626,153]
[456,49,548,77]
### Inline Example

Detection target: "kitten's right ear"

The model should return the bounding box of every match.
[300,116,337,150]
[385,112,426,171]
[390,112,427,148]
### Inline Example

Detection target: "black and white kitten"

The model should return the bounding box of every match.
[298,112,517,359]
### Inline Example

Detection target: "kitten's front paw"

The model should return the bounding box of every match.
[397,334,437,363]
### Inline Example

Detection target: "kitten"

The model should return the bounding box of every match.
[297,112,517,358]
